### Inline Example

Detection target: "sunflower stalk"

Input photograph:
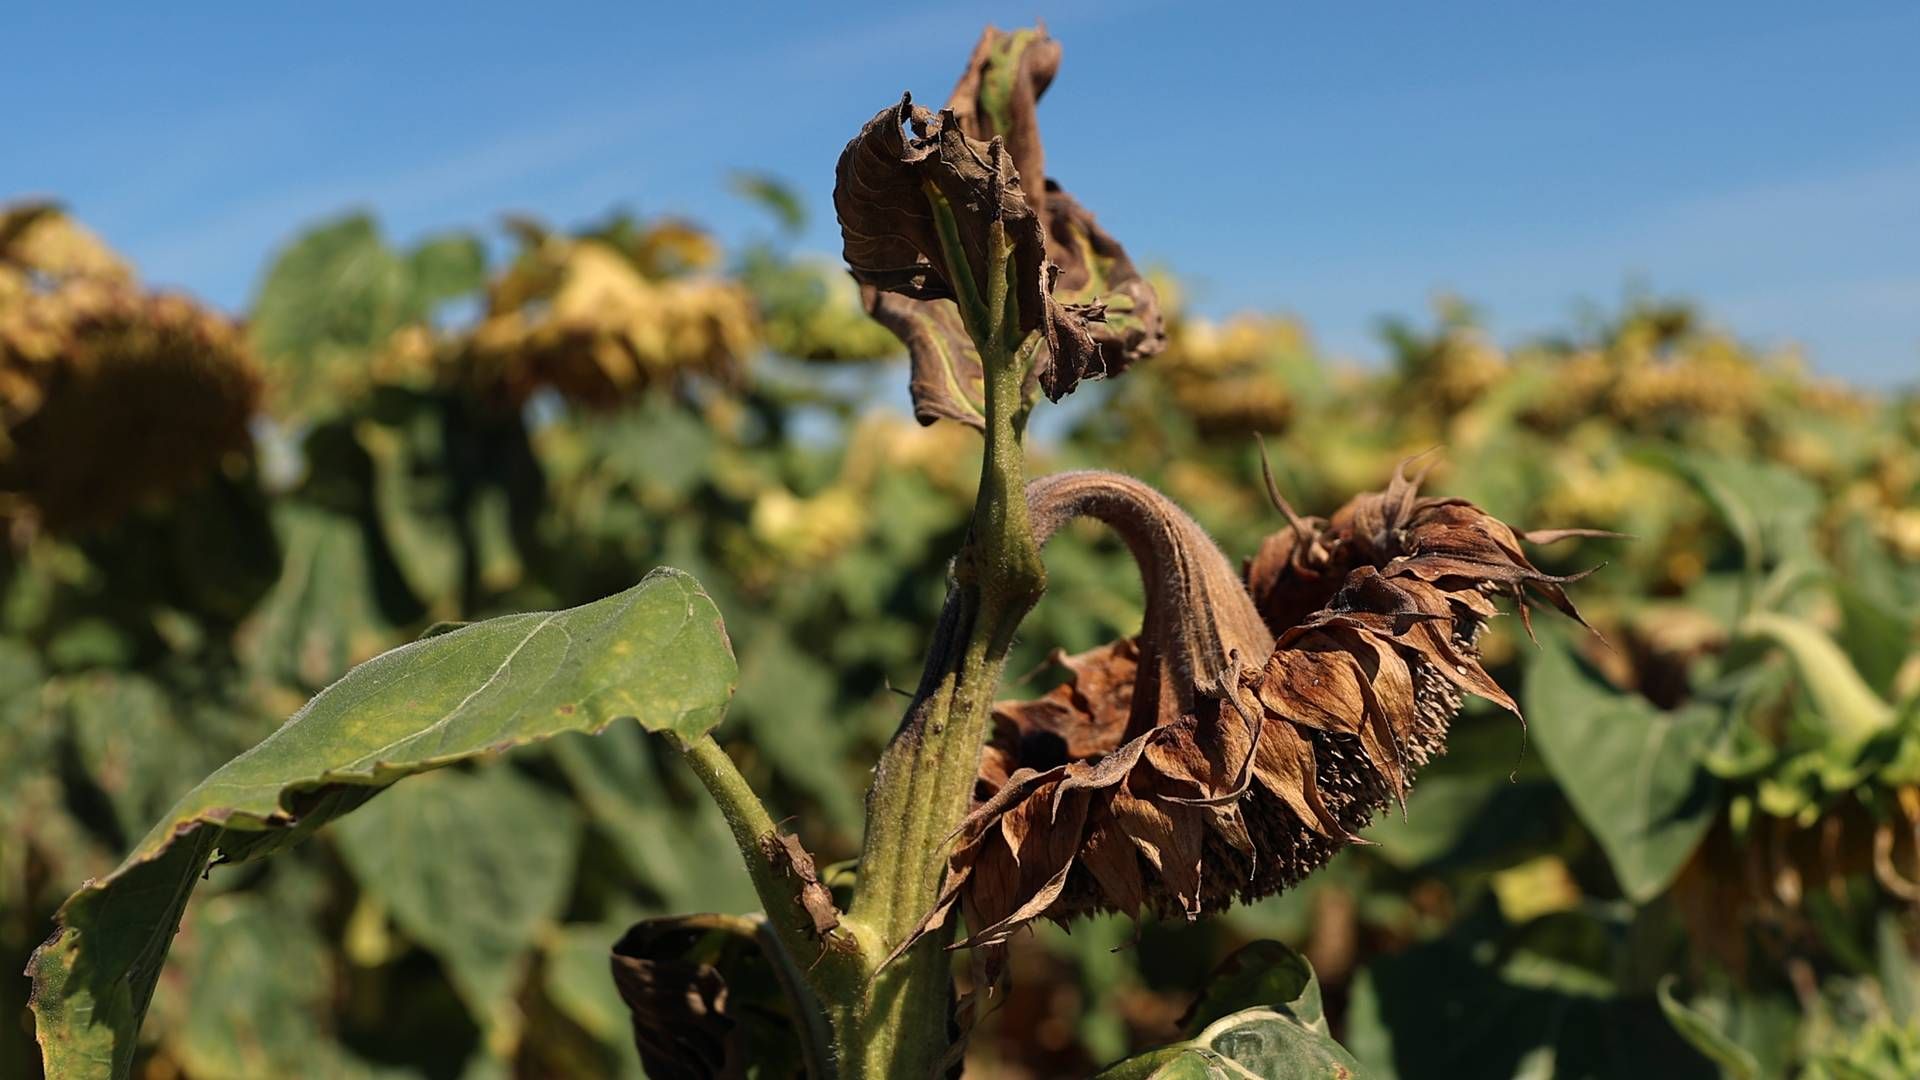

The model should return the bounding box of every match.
[839,216,1046,1075]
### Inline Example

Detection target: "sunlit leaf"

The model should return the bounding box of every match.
[29,568,735,1079]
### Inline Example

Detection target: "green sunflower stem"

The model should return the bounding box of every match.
[840,264,1046,1075]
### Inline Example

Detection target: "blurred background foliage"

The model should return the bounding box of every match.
[1,182,1916,1079]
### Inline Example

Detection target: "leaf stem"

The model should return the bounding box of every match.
[664,733,866,1003]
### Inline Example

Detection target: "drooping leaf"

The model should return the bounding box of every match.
[1741,611,1896,752]
[334,766,582,1045]
[29,568,736,1080]
[1524,632,1719,902]
[1657,977,1760,1080]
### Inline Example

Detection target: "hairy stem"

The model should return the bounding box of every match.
[841,299,1045,1075]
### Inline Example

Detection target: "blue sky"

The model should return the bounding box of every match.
[11,2,1918,384]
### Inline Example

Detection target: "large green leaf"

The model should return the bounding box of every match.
[29,568,735,1079]
[1524,633,1719,902]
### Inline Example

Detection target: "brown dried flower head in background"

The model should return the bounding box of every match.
[0,204,260,533]
[912,458,1604,965]
[455,219,758,410]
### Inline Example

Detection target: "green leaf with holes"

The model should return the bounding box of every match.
[28,568,735,1080]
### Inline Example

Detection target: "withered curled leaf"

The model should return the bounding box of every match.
[942,26,1165,384]
[1040,182,1165,388]
[610,914,817,1080]
[945,25,1060,214]
[834,95,1049,344]
[835,25,1163,426]
[918,461,1603,971]
[865,287,986,427]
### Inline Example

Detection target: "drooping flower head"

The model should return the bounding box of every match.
[909,458,1606,968]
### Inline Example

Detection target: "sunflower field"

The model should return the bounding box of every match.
[5,26,1919,1079]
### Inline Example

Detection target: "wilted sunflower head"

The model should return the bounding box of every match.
[914,458,1604,966]
[833,24,1164,429]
